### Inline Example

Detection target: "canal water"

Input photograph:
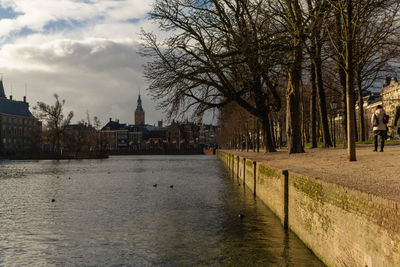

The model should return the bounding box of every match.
[0,155,323,266]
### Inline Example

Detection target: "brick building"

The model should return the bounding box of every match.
[381,78,400,136]
[0,80,41,154]
[100,94,215,152]
[362,77,400,139]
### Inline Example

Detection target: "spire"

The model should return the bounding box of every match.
[0,79,6,99]
[137,93,143,110]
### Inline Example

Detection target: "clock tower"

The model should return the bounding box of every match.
[135,94,145,125]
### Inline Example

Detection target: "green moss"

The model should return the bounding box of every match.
[292,175,325,202]
[292,174,400,234]
[247,170,253,177]
[246,160,253,167]
[258,164,279,178]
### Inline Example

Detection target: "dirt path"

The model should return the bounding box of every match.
[223,144,400,202]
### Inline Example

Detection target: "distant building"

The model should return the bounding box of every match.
[381,77,400,136]
[101,118,167,152]
[101,119,127,151]
[100,94,215,152]
[362,77,400,138]
[199,124,218,147]
[0,80,41,154]
[166,121,184,149]
[134,94,145,125]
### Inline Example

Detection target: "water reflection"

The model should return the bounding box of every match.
[0,156,323,266]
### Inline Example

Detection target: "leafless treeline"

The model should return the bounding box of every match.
[34,94,105,156]
[141,0,400,161]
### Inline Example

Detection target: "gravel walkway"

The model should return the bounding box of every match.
[223,144,400,202]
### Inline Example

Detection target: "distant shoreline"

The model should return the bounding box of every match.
[0,148,216,160]
[1,152,109,161]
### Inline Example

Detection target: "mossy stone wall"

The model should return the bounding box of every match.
[217,150,400,266]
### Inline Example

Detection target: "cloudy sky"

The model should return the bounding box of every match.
[0,0,171,126]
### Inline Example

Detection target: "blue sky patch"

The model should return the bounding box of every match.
[0,27,37,46]
[43,19,85,33]
[0,5,22,19]
[126,17,141,24]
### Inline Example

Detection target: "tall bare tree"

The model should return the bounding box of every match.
[141,0,285,152]
[326,0,400,160]
[34,94,73,154]
[352,1,400,141]
[274,0,306,153]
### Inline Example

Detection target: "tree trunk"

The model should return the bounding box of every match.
[256,120,260,152]
[356,71,366,141]
[310,59,318,148]
[353,100,358,142]
[246,130,249,152]
[335,8,347,148]
[345,0,356,161]
[252,121,256,152]
[315,41,332,147]
[57,132,61,155]
[262,114,276,153]
[269,114,276,149]
[286,36,305,153]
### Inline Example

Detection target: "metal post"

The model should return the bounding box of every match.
[333,114,336,147]
[243,158,246,185]
[282,169,289,230]
[237,156,239,182]
[256,120,260,152]
[253,161,257,197]
[231,154,234,178]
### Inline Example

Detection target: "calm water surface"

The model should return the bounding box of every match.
[0,155,323,266]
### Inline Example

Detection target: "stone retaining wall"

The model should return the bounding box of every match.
[217,150,400,267]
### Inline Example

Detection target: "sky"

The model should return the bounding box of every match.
[0,0,172,126]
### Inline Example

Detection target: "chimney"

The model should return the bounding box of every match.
[23,96,26,102]
[109,118,112,122]
[9,95,12,100]
[158,120,163,127]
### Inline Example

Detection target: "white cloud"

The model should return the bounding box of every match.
[0,0,169,126]
[0,0,152,36]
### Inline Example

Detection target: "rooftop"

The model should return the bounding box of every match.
[0,98,33,117]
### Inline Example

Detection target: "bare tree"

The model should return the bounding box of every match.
[352,1,400,141]
[326,0,400,160]
[141,0,286,153]
[307,0,333,148]
[34,94,73,154]
[273,0,306,153]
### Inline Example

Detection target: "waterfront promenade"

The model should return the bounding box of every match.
[224,144,400,202]
[218,145,400,266]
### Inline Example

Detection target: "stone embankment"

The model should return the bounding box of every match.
[218,146,400,266]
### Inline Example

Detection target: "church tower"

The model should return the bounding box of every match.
[135,93,145,125]
[0,79,6,99]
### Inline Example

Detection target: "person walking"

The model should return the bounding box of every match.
[371,105,388,152]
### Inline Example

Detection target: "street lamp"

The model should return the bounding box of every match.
[330,100,338,147]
